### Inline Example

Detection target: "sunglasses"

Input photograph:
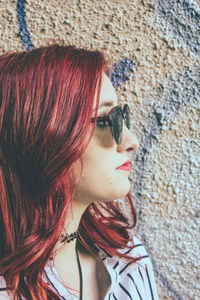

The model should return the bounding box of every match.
[91,104,130,145]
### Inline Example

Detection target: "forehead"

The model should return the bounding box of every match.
[97,74,118,109]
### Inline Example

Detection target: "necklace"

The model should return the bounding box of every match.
[60,231,78,243]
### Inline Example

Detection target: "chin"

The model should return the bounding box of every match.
[117,183,131,199]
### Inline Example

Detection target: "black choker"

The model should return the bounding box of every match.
[60,231,78,243]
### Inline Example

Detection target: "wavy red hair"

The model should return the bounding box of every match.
[0,44,138,300]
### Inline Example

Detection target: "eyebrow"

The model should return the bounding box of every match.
[98,100,114,109]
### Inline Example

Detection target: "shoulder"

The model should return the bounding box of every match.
[103,234,150,262]
[118,234,155,273]
[126,235,149,256]
[126,235,151,263]
[99,233,153,272]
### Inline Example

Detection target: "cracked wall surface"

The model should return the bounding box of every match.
[0,0,199,299]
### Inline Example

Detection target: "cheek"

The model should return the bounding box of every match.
[73,132,130,203]
[94,127,114,147]
[77,159,130,202]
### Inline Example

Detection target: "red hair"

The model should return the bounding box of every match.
[0,44,138,299]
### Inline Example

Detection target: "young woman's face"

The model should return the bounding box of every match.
[74,74,139,206]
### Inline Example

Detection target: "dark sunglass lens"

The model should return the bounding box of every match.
[110,108,123,145]
[123,104,130,129]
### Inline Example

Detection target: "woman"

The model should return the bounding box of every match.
[0,44,159,300]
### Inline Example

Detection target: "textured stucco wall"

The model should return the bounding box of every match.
[0,1,199,299]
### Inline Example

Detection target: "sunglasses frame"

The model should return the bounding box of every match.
[91,104,130,145]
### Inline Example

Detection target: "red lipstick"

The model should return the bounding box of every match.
[116,160,131,171]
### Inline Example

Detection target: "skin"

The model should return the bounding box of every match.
[53,74,139,300]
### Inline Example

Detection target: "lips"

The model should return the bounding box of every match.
[116,160,131,170]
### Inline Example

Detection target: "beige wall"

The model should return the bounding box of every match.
[0,0,199,299]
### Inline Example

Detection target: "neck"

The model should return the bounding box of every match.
[52,188,97,262]
[53,198,89,256]
[64,198,88,233]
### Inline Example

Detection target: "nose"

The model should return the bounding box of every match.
[117,125,139,153]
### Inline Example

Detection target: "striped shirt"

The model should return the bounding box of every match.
[44,236,159,300]
[0,236,159,300]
